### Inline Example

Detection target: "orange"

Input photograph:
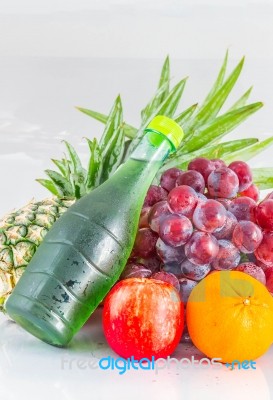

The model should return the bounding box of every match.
[187,270,273,363]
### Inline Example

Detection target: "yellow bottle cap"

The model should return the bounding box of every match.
[147,115,184,150]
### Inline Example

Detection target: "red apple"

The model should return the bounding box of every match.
[103,278,184,360]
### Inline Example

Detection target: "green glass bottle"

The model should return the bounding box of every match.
[6,115,184,346]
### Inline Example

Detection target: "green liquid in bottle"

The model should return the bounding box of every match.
[6,117,183,346]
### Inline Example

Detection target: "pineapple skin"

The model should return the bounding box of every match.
[0,197,75,311]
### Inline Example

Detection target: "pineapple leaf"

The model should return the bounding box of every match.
[63,141,87,199]
[141,56,170,122]
[51,159,68,178]
[127,78,187,156]
[223,135,273,164]
[188,56,244,130]
[162,138,258,170]
[85,138,102,190]
[99,96,125,183]
[201,50,229,107]
[252,168,273,190]
[228,86,253,112]
[36,179,61,196]
[76,106,137,139]
[44,170,74,197]
[182,102,263,153]
[174,103,198,127]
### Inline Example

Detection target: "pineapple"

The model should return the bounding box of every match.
[1,51,273,312]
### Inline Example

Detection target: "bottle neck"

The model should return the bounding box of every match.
[129,129,174,164]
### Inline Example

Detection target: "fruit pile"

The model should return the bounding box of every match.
[121,157,273,305]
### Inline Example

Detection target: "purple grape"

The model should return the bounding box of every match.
[232,220,263,254]
[213,211,237,240]
[228,196,256,221]
[196,192,207,205]
[160,168,183,192]
[144,185,168,207]
[137,256,161,273]
[180,258,211,281]
[121,263,152,279]
[161,262,184,277]
[156,238,185,264]
[133,228,158,258]
[148,201,171,233]
[159,214,193,247]
[152,271,180,292]
[211,240,240,270]
[184,231,219,266]
[216,198,231,210]
[207,167,239,198]
[192,199,227,233]
[188,157,215,183]
[236,262,266,285]
[176,170,205,193]
[179,278,198,303]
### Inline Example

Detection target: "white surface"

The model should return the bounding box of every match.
[1,1,273,399]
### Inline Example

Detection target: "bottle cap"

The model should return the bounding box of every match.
[147,115,184,150]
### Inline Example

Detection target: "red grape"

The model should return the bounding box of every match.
[139,206,151,228]
[168,185,198,218]
[240,184,259,202]
[180,258,211,281]
[232,220,263,253]
[144,185,168,207]
[148,201,171,233]
[236,263,266,285]
[138,256,161,273]
[211,240,240,270]
[228,196,256,221]
[184,231,219,266]
[156,238,185,264]
[211,158,226,169]
[192,199,226,233]
[159,214,193,247]
[176,170,205,193]
[213,211,237,240]
[188,157,215,183]
[133,229,158,258]
[228,161,252,191]
[152,271,180,292]
[196,192,207,204]
[121,263,153,279]
[265,267,273,293]
[255,231,273,265]
[255,199,273,231]
[161,262,184,277]
[216,198,231,210]
[160,168,183,192]
[207,167,239,198]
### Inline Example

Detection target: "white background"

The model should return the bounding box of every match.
[0,1,273,399]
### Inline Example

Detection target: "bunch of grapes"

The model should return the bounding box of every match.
[121,157,273,307]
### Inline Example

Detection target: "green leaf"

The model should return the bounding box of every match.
[253,168,273,190]
[63,141,87,199]
[99,97,125,182]
[36,179,61,197]
[174,103,198,126]
[51,159,68,177]
[201,50,229,107]
[85,138,102,190]
[183,102,263,153]
[157,55,170,103]
[163,138,258,170]
[188,56,244,129]
[223,135,273,164]
[228,86,253,112]
[44,170,74,197]
[76,106,137,139]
